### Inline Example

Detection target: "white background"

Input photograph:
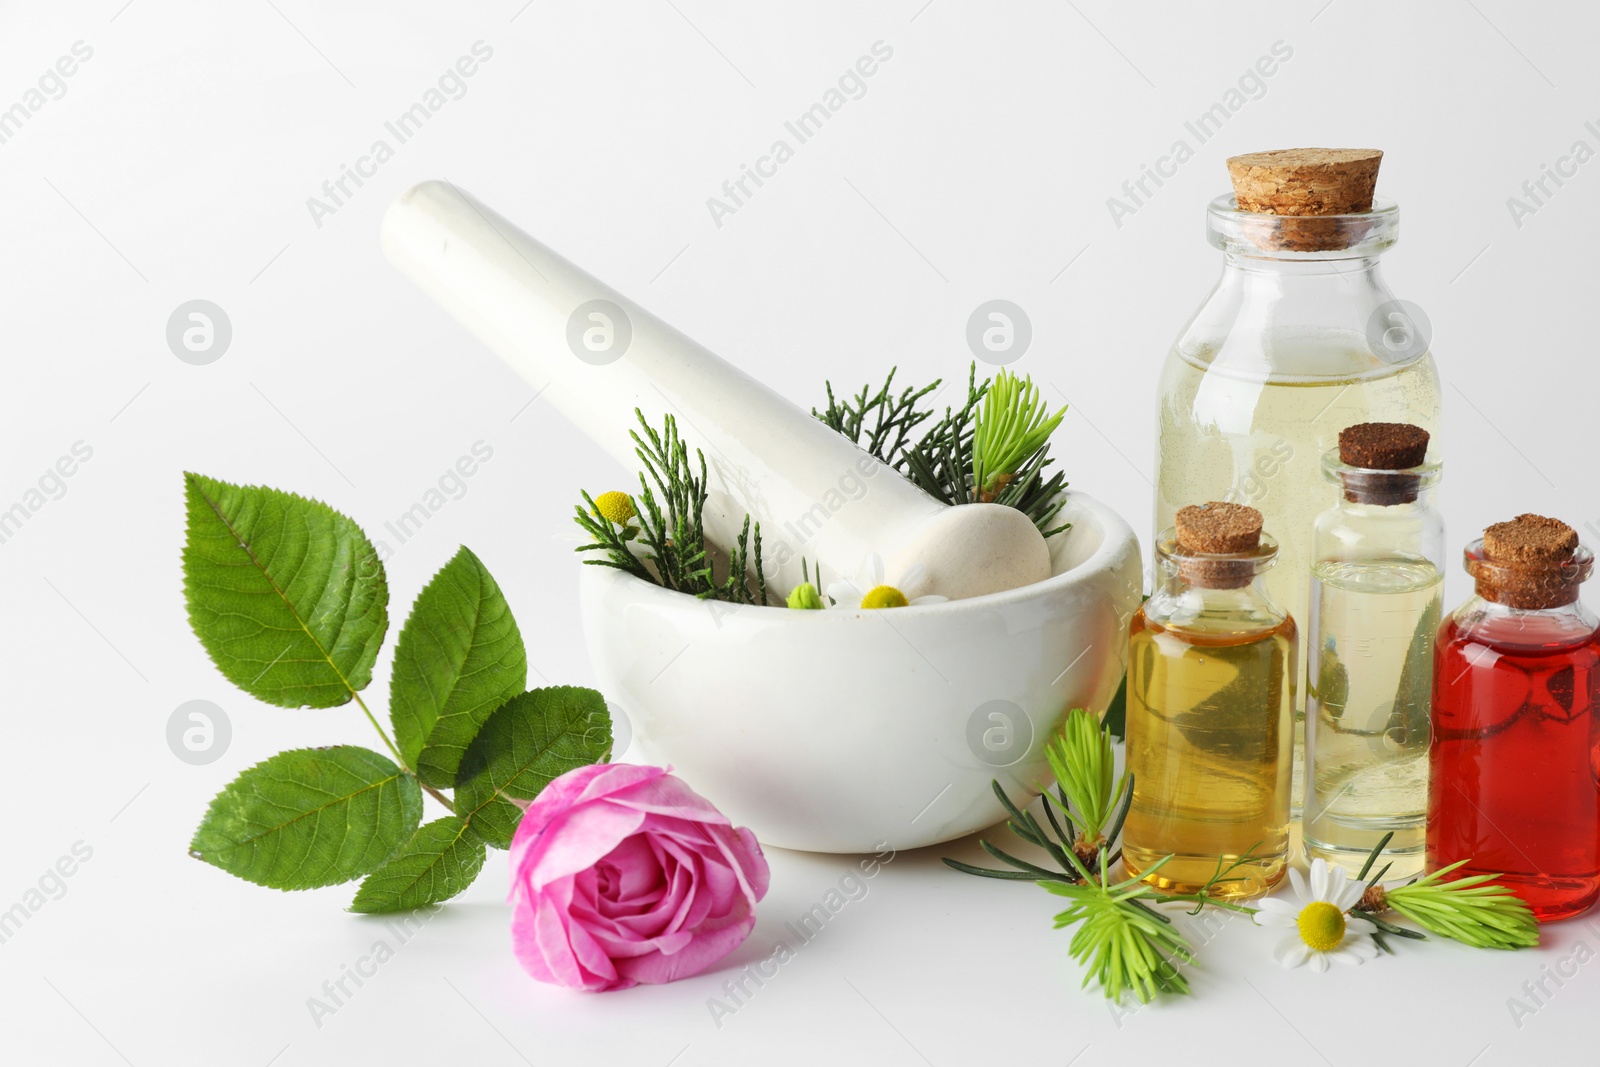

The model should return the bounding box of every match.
[3,1,1598,1064]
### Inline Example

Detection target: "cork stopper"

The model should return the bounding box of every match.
[1174,502,1264,589]
[1337,422,1430,505]
[1473,514,1584,609]
[1226,148,1383,252]
[1227,149,1383,215]
[1338,422,1429,470]
[1483,514,1578,566]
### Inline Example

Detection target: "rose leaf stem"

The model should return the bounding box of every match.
[349,692,458,814]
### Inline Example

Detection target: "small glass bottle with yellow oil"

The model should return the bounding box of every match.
[1124,501,1297,899]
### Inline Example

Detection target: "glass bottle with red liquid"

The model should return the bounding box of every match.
[1429,513,1600,920]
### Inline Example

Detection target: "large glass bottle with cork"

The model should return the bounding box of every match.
[1154,149,1442,809]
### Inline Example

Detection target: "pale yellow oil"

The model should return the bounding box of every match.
[1154,343,1441,810]
[1303,559,1440,878]
[1122,613,1297,899]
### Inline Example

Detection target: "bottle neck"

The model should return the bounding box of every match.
[1217,253,1392,312]
[1151,566,1288,635]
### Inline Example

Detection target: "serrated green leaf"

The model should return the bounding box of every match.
[390,546,527,787]
[460,795,527,851]
[183,473,387,708]
[455,687,611,848]
[190,746,422,890]
[348,817,487,913]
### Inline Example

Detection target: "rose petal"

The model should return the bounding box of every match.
[513,875,628,992]
[515,801,646,890]
[512,764,663,847]
[606,774,740,826]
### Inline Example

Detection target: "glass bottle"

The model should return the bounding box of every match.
[1303,424,1443,878]
[1429,515,1600,921]
[1154,151,1442,811]
[1124,502,1296,899]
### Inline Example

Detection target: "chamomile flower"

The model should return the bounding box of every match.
[1254,859,1379,972]
[591,490,636,525]
[826,553,947,610]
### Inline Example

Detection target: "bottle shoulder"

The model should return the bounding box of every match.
[1441,599,1600,657]
[1135,595,1296,646]
[1161,340,1440,387]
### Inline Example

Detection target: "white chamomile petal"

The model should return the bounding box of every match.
[1334,878,1366,912]
[826,579,862,608]
[1254,899,1299,926]
[895,563,932,600]
[909,594,948,606]
[1309,859,1331,901]
[1340,936,1380,963]
[1274,937,1311,969]
[1309,952,1331,974]
[1324,863,1357,907]
[1288,866,1310,905]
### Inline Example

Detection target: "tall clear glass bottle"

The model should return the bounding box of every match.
[1124,502,1296,900]
[1303,424,1443,878]
[1154,151,1442,810]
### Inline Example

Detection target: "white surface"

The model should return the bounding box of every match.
[2,1,1598,1064]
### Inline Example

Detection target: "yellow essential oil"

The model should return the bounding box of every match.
[1122,503,1297,900]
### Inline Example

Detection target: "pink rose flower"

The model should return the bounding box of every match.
[509,763,770,992]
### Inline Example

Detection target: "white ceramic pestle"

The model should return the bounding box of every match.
[381,180,1049,599]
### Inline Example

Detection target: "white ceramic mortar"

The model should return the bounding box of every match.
[580,491,1142,853]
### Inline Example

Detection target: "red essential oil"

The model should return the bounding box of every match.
[1427,515,1600,921]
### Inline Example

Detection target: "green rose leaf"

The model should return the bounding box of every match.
[183,473,387,708]
[456,686,612,848]
[349,817,487,913]
[391,546,527,788]
[190,746,423,890]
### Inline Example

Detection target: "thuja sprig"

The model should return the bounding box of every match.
[1352,834,1538,950]
[814,368,941,463]
[573,410,767,605]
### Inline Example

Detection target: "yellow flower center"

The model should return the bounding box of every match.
[1296,901,1346,952]
[593,491,635,525]
[861,585,909,609]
